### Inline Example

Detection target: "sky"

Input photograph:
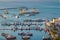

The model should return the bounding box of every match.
[0,0,59,2]
[0,0,59,9]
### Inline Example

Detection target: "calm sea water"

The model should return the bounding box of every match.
[0,1,60,40]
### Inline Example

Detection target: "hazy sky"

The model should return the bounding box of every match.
[0,0,59,2]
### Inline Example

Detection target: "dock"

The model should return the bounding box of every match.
[1,22,43,26]
[0,27,43,31]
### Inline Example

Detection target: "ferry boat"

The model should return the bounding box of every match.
[20,8,39,15]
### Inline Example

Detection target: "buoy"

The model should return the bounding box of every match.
[15,16,19,18]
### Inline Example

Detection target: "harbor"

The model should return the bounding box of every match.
[0,0,60,40]
[0,7,49,40]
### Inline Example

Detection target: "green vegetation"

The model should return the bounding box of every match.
[54,38,60,40]
[52,27,58,31]
[51,27,57,34]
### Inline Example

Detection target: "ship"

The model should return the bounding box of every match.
[20,8,39,15]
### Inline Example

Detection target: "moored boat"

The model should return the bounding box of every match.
[1,33,16,40]
[18,32,32,36]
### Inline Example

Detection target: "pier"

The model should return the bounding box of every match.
[0,27,43,31]
[1,22,43,26]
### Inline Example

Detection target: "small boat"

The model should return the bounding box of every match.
[13,22,20,26]
[25,14,30,17]
[22,36,31,39]
[3,10,8,14]
[1,33,16,40]
[15,16,19,18]
[18,32,24,35]
[18,32,32,36]
[25,14,35,17]
[40,24,43,26]
[43,36,51,40]
[1,22,11,26]
[36,27,40,30]
[0,14,6,19]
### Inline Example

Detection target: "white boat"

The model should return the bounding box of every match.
[3,10,8,14]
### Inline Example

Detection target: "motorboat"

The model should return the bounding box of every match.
[18,32,32,36]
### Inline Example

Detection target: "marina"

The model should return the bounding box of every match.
[0,0,60,40]
[1,21,43,26]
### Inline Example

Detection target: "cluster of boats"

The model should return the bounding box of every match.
[0,7,51,40]
[0,14,20,19]
[18,32,32,39]
[1,31,50,40]
[1,21,43,26]
[0,7,40,19]
[1,32,33,40]
[0,26,44,32]
[23,19,45,22]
